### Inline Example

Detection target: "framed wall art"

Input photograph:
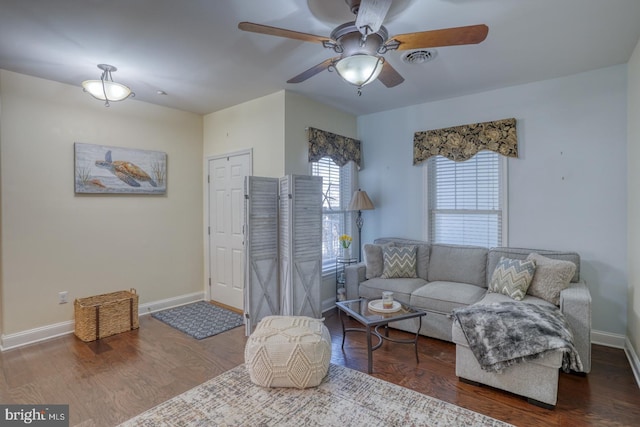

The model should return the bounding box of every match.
[74,143,167,194]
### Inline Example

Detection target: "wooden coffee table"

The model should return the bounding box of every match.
[336,298,426,373]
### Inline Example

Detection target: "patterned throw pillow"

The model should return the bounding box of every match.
[488,257,537,301]
[380,246,417,279]
[526,252,577,305]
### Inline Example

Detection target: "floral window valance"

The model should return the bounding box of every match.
[413,118,518,164]
[308,127,361,169]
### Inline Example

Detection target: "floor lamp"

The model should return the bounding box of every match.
[348,189,375,262]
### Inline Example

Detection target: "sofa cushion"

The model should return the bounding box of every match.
[410,281,487,315]
[487,247,580,284]
[358,278,427,305]
[475,291,556,308]
[363,244,386,279]
[488,257,537,301]
[525,253,577,305]
[414,244,430,281]
[427,244,488,287]
[380,246,417,279]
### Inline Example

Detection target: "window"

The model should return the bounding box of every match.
[426,151,506,247]
[311,157,356,272]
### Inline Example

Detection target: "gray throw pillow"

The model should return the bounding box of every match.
[488,256,536,301]
[364,244,385,279]
[526,252,577,305]
[380,246,417,279]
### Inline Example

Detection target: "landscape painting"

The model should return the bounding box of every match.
[75,143,167,194]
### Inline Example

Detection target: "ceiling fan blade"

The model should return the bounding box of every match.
[378,60,404,88]
[355,0,392,36]
[287,58,338,84]
[238,22,331,44]
[391,24,489,50]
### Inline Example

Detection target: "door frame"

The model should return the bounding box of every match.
[204,148,253,303]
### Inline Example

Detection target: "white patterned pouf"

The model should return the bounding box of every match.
[244,315,332,388]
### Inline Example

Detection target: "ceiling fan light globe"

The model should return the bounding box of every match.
[335,54,383,87]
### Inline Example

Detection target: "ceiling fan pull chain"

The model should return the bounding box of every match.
[355,56,384,96]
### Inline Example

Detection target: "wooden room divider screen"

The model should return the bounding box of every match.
[244,175,323,334]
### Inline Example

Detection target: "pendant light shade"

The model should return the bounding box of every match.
[82,64,134,106]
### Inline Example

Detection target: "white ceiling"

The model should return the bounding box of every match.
[1,0,639,116]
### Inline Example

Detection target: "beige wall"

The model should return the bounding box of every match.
[203,90,357,307]
[0,70,203,335]
[283,91,358,175]
[284,91,358,305]
[202,91,286,302]
[0,79,354,337]
[202,89,357,177]
[203,91,285,177]
[628,39,640,359]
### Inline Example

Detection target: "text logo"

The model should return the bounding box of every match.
[1,405,68,426]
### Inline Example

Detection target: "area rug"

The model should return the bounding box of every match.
[119,364,514,427]
[151,301,243,339]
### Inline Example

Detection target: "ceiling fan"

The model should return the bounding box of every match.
[238,0,488,94]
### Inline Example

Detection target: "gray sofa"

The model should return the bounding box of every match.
[344,238,591,407]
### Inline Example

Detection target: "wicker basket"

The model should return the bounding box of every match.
[74,289,139,342]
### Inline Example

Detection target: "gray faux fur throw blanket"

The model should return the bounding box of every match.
[451,302,583,373]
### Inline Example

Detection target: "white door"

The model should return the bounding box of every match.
[208,152,251,309]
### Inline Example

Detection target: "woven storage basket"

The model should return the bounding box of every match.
[74,289,139,342]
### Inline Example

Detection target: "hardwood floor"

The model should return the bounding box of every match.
[1,308,639,426]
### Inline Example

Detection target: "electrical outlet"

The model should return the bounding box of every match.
[59,291,68,304]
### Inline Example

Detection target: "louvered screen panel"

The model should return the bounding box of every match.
[289,175,323,318]
[245,175,323,332]
[279,176,292,315]
[244,176,280,334]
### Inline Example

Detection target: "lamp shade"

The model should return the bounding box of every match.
[82,64,134,106]
[82,79,132,101]
[348,189,375,211]
[335,55,384,87]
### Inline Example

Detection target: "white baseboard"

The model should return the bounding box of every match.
[0,320,75,352]
[138,291,204,315]
[591,329,626,348]
[0,291,205,352]
[321,297,337,314]
[625,338,640,389]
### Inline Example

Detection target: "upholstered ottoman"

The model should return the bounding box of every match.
[452,294,565,408]
[453,326,563,408]
[245,316,331,388]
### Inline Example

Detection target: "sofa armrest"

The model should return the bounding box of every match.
[344,263,366,300]
[560,280,592,373]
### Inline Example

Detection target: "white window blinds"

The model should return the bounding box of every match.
[311,157,355,272]
[427,151,504,247]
